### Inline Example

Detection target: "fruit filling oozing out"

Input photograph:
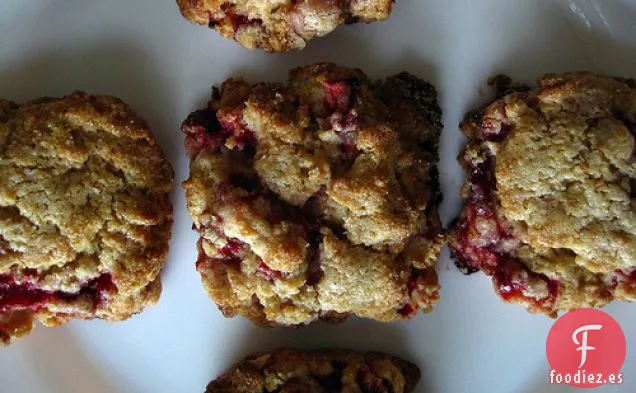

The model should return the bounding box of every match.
[184,107,256,157]
[211,3,263,31]
[0,272,115,315]
[451,153,559,314]
[184,78,360,163]
[322,79,361,160]
[183,64,444,326]
[451,91,560,314]
[451,73,636,316]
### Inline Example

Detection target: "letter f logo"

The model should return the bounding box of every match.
[572,324,603,369]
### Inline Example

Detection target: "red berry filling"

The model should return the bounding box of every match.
[206,176,328,284]
[611,268,636,291]
[469,98,517,142]
[228,14,256,32]
[182,106,256,157]
[182,109,225,157]
[0,273,115,314]
[202,187,335,288]
[493,258,558,307]
[452,157,512,273]
[218,238,246,268]
[407,278,418,293]
[397,274,423,317]
[451,153,560,313]
[322,79,361,160]
[323,80,354,113]
[218,4,263,33]
[207,173,437,316]
[397,303,417,318]
[330,111,360,160]
[216,107,257,149]
[329,110,358,132]
[206,236,289,282]
[190,74,442,319]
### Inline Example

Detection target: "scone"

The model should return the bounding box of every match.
[449,73,636,317]
[176,0,393,52]
[0,92,174,345]
[205,349,421,393]
[183,63,444,326]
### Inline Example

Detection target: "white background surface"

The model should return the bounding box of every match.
[0,0,635,392]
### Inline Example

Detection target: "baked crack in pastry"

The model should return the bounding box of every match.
[0,92,174,345]
[205,349,421,393]
[450,73,636,317]
[176,0,394,52]
[183,63,444,326]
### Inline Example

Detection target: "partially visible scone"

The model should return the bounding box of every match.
[0,92,174,345]
[205,349,421,393]
[183,63,444,326]
[176,0,394,52]
[450,73,636,317]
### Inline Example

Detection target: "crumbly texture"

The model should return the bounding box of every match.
[183,63,444,327]
[449,73,636,317]
[0,92,174,345]
[205,349,421,393]
[176,0,393,52]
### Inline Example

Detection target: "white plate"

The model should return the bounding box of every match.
[1,1,635,392]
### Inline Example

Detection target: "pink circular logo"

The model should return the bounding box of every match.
[546,308,626,388]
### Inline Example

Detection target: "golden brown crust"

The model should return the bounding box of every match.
[0,92,174,345]
[450,73,636,316]
[205,349,421,393]
[183,63,444,327]
[176,0,393,52]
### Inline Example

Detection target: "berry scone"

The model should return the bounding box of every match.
[183,63,444,327]
[0,92,174,345]
[205,349,421,393]
[176,0,394,52]
[449,73,636,317]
